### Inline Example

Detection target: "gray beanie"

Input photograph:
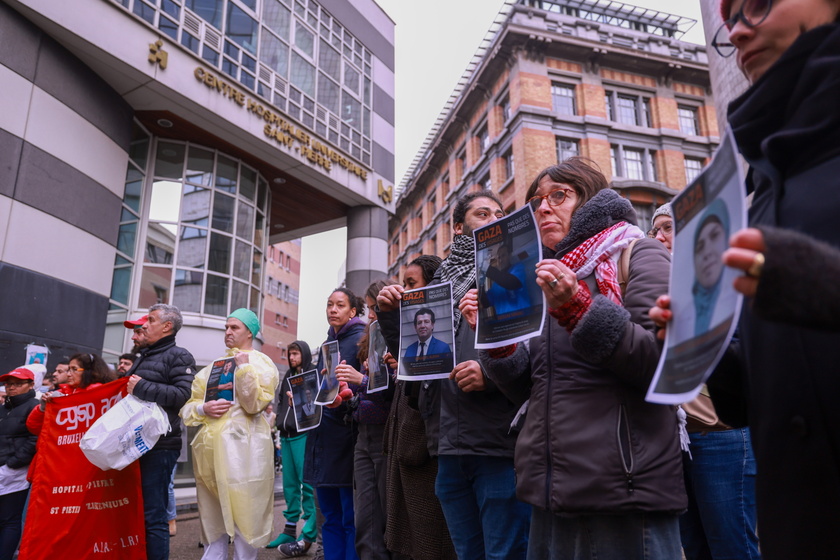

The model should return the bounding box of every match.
[651,202,672,228]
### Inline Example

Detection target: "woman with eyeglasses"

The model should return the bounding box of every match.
[466,157,683,559]
[650,0,840,557]
[25,353,115,434]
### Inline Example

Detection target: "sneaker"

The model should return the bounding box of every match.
[278,540,312,558]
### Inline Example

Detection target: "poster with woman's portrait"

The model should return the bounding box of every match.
[289,369,321,432]
[474,205,545,348]
[647,129,746,404]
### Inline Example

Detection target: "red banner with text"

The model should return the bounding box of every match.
[18,377,146,559]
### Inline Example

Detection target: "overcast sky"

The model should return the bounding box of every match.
[296,0,707,347]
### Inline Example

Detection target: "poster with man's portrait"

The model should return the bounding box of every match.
[314,341,341,405]
[474,205,545,348]
[205,357,236,403]
[289,369,321,432]
[397,283,456,381]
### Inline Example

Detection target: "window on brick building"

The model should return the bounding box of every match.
[500,94,511,123]
[685,157,704,183]
[275,313,282,325]
[503,150,514,182]
[455,149,466,181]
[479,171,492,191]
[551,83,576,116]
[441,174,450,198]
[426,191,437,220]
[477,124,490,154]
[678,105,699,136]
[556,137,579,163]
[612,145,657,181]
[605,91,652,127]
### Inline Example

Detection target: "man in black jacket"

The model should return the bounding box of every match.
[126,304,195,560]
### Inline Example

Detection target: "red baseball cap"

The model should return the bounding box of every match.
[124,315,148,329]
[0,367,36,383]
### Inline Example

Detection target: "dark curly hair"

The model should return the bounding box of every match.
[407,255,443,286]
[68,352,115,388]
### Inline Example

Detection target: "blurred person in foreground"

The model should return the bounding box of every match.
[652,0,840,557]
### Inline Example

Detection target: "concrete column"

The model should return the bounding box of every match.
[345,205,389,295]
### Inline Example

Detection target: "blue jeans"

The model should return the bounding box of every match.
[166,463,177,521]
[140,448,179,560]
[680,428,760,560]
[435,454,529,560]
[527,507,682,560]
[317,487,358,560]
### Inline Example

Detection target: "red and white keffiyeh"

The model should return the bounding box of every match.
[559,221,645,305]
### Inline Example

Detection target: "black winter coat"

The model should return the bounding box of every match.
[708,23,840,560]
[481,192,685,515]
[277,340,314,438]
[303,318,364,487]
[0,389,38,470]
[127,334,196,451]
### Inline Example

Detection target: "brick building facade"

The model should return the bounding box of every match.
[388,0,719,278]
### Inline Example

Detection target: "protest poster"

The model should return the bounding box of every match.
[367,320,390,393]
[289,369,322,432]
[314,340,341,405]
[398,282,456,381]
[18,377,146,560]
[474,205,545,348]
[646,129,746,405]
[205,357,236,403]
[25,344,49,367]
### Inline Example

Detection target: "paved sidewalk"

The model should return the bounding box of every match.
[169,473,321,559]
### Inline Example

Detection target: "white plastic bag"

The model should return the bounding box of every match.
[80,394,171,471]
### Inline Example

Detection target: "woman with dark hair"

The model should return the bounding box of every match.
[331,279,397,560]
[26,353,115,434]
[467,157,684,558]
[653,0,840,555]
[379,257,456,560]
[299,288,365,560]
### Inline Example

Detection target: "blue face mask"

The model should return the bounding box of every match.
[38,386,51,393]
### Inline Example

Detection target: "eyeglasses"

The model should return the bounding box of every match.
[712,0,773,57]
[648,221,674,238]
[528,188,575,211]
[68,366,85,373]
[4,380,32,387]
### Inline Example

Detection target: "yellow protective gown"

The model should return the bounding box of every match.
[180,348,279,547]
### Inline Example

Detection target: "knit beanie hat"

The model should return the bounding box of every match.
[228,308,261,339]
[651,202,672,228]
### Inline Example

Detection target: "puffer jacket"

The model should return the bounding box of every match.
[127,334,196,451]
[481,192,685,515]
[277,340,314,438]
[303,318,364,487]
[0,389,38,469]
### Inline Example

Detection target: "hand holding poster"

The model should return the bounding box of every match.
[646,129,746,404]
[205,357,236,402]
[367,320,390,393]
[398,283,456,381]
[289,369,322,432]
[474,205,545,348]
[314,341,341,405]
[18,377,146,559]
